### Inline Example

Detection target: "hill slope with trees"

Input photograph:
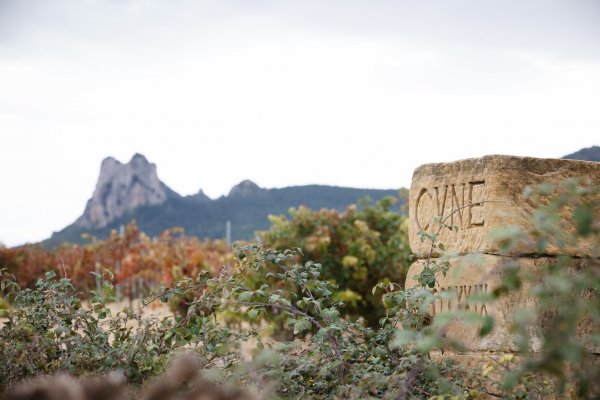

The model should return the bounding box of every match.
[44,154,402,247]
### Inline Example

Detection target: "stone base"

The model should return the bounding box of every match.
[406,255,598,352]
[431,351,516,398]
[431,351,600,399]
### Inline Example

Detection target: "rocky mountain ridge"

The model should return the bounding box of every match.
[44,154,402,247]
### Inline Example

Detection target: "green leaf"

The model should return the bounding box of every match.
[238,291,253,302]
[45,271,57,280]
[574,205,593,237]
[268,294,280,304]
[319,308,339,320]
[390,330,415,349]
[479,315,494,336]
[293,318,312,335]
[248,309,259,320]
[416,335,439,353]
[382,293,394,308]
[372,285,379,296]
[559,342,583,362]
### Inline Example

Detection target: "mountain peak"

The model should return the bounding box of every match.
[563,145,600,162]
[75,154,176,229]
[191,188,211,202]
[130,153,149,163]
[228,180,263,197]
[100,156,122,169]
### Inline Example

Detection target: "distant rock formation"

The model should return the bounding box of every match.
[562,145,600,162]
[75,154,177,229]
[45,154,402,247]
[228,180,265,197]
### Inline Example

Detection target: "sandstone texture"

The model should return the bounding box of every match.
[406,255,598,352]
[431,351,600,398]
[407,255,540,352]
[76,154,174,229]
[430,351,520,397]
[406,254,600,353]
[408,155,600,257]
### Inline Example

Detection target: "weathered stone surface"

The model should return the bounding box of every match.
[406,255,538,352]
[76,154,175,229]
[409,155,600,257]
[405,255,598,352]
[431,351,600,398]
[430,351,519,398]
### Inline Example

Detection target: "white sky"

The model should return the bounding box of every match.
[1,0,599,247]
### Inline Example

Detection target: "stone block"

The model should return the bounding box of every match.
[405,255,598,352]
[408,155,600,257]
[431,351,600,398]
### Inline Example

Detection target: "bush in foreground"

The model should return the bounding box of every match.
[0,243,464,398]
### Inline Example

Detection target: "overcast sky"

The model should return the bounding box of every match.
[1,0,599,246]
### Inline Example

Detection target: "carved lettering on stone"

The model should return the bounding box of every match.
[409,155,600,257]
[415,181,485,231]
[407,155,600,355]
[431,284,489,316]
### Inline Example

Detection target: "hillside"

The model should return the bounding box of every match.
[44,155,402,247]
[562,145,600,162]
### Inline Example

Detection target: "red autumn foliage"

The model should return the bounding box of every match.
[0,222,230,292]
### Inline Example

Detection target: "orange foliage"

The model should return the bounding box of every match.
[0,222,230,292]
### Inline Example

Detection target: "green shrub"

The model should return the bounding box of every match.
[0,269,245,392]
[0,244,467,398]
[259,195,410,327]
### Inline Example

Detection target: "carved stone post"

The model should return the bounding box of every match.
[405,155,600,352]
